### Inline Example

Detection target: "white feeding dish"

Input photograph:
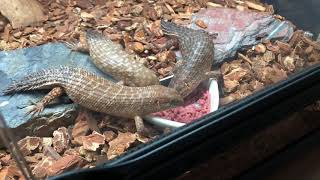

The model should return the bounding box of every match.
[144,78,220,129]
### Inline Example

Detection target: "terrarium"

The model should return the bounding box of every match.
[0,0,319,179]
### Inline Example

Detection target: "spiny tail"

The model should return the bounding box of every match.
[160,20,192,37]
[2,67,75,95]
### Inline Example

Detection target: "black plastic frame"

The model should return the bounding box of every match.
[52,64,320,180]
[238,129,320,179]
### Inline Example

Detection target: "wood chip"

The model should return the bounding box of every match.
[32,157,57,179]
[72,111,90,140]
[47,155,86,177]
[0,166,25,180]
[302,36,320,50]
[130,42,145,53]
[276,40,292,54]
[223,79,239,92]
[254,44,266,54]
[82,131,105,151]
[80,12,95,22]
[53,127,70,154]
[103,131,117,142]
[283,56,295,72]
[164,3,175,14]
[238,53,253,65]
[17,136,41,156]
[107,132,137,159]
[305,46,314,54]
[236,5,246,11]
[244,1,266,12]
[195,19,208,29]
[224,67,249,82]
[43,146,62,160]
[206,2,223,8]
[0,0,47,28]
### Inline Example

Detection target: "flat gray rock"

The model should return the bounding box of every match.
[0,43,113,130]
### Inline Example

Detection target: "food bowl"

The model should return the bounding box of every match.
[144,77,220,129]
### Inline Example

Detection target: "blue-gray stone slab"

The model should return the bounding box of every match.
[0,43,113,128]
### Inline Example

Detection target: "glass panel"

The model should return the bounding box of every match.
[0,0,319,178]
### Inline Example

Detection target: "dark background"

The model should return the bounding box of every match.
[263,0,320,35]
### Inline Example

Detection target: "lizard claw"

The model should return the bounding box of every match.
[64,40,89,53]
[64,41,79,51]
[24,102,45,118]
[19,100,37,109]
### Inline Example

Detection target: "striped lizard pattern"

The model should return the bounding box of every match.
[3,67,183,133]
[67,30,160,87]
[161,20,220,98]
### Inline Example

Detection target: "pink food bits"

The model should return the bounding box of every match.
[152,90,211,123]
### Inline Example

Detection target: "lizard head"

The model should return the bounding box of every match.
[157,86,184,108]
[131,85,184,117]
[169,77,199,98]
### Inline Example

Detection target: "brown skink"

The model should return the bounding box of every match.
[3,67,183,132]
[161,20,220,98]
[66,30,159,87]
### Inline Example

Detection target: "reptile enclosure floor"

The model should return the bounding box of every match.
[0,0,319,179]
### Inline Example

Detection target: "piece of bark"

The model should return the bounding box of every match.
[0,0,47,28]
[53,127,70,154]
[82,131,105,152]
[107,132,137,159]
[47,155,86,177]
[72,111,90,140]
[17,136,41,156]
[32,157,56,178]
[244,1,266,12]
[0,166,25,180]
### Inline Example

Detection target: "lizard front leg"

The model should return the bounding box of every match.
[205,70,222,80]
[64,40,89,53]
[27,86,64,117]
[134,115,145,135]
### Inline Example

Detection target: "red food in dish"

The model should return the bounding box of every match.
[152,89,210,123]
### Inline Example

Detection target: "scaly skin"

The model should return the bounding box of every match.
[3,67,183,118]
[161,20,218,98]
[67,30,160,87]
